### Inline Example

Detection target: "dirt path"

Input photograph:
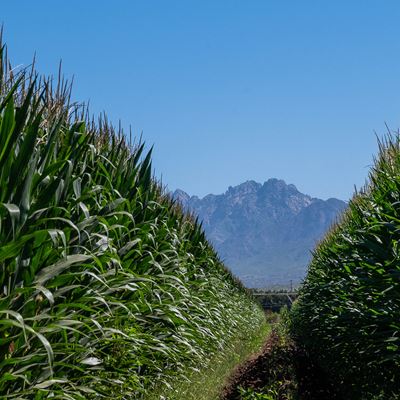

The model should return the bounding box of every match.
[220,330,341,400]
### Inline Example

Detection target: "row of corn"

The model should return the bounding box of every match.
[0,42,264,399]
[292,135,400,398]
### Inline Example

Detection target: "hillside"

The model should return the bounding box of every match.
[174,179,346,287]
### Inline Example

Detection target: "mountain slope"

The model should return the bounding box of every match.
[174,179,347,287]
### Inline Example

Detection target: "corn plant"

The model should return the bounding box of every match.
[292,135,400,398]
[0,40,264,399]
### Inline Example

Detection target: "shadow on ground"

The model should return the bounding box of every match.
[220,330,341,400]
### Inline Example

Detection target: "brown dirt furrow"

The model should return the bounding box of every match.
[220,330,341,400]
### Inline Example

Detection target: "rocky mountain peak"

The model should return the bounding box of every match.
[173,189,190,205]
[227,180,261,195]
[171,179,346,288]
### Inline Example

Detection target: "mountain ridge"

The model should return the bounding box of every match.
[173,179,347,288]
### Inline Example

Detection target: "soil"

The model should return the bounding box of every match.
[220,330,342,400]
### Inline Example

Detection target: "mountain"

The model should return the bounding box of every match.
[173,179,347,288]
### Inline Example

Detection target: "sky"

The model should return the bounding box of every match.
[3,1,400,201]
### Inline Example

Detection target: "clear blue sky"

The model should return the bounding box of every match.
[3,1,400,200]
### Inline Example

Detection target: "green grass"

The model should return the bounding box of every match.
[291,134,400,398]
[150,312,270,400]
[0,38,264,398]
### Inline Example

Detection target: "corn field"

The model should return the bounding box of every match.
[292,135,400,398]
[0,40,264,399]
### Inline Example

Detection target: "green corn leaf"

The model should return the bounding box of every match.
[34,254,92,285]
